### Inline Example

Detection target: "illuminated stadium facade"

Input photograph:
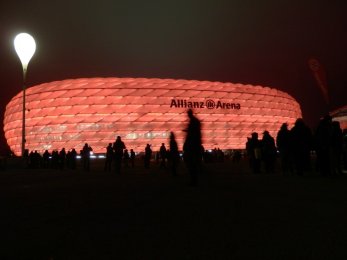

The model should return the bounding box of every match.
[331,105,347,130]
[4,77,302,155]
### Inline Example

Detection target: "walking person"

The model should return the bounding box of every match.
[183,109,202,186]
[246,132,262,174]
[276,123,293,175]
[113,136,126,174]
[123,149,130,168]
[59,148,66,170]
[261,131,277,174]
[70,148,77,170]
[291,118,312,175]
[169,132,180,176]
[130,149,136,168]
[104,143,113,172]
[144,144,152,169]
[159,143,167,169]
[82,143,93,171]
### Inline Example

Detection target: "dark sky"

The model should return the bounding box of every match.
[1,0,347,152]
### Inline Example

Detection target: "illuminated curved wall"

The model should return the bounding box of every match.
[4,77,302,155]
[331,105,347,130]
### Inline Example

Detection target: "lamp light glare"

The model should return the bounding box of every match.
[14,33,36,69]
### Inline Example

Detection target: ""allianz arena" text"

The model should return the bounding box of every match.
[170,99,241,110]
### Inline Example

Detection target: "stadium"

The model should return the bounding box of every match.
[330,105,347,130]
[4,77,302,155]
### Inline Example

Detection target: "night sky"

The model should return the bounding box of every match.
[1,0,347,153]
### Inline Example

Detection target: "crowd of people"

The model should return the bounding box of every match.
[246,116,347,176]
[12,111,347,184]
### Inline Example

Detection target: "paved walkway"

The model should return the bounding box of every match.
[1,159,347,259]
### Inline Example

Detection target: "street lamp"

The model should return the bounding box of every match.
[14,33,36,157]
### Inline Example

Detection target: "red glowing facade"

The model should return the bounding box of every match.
[331,105,347,130]
[4,77,302,155]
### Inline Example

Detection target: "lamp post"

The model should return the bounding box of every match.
[14,33,36,157]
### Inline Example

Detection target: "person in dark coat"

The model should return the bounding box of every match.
[113,136,126,174]
[343,129,347,171]
[104,143,113,172]
[183,109,202,186]
[123,149,130,168]
[70,148,77,170]
[82,143,93,171]
[330,121,343,175]
[42,150,50,168]
[291,118,312,175]
[59,148,66,170]
[261,131,277,174]
[314,115,332,175]
[276,123,293,175]
[246,132,262,174]
[130,149,136,168]
[144,144,152,169]
[169,132,180,176]
[159,143,167,169]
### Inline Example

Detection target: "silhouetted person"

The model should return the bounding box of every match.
[159,143,167,169]
[23,149,29,168]
[169,132,180,176]
[183,109,202,186]
[331,121,343,175]
[314,115,332,175]
[70,148,77,170]
[343,129,347,171]
[42,150,50,168]
[51,150,59,169]
[104,143,113,171]
[123,149,130,168]
[261,131,277,174]
[29,151,35,168]
[291,118,312,175]
[113,136,125,174]
[29,151,40,169]
[233,150,242,163]
[276,123,293,175]
[246,132,262,174]
[130,149,136,168]
[82,143,93,171]
[144,144,152,169]
[59,148,66,170]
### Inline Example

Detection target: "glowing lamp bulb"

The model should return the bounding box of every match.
[14,33,36,71]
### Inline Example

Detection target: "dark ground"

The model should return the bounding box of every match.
[1,158,347,260]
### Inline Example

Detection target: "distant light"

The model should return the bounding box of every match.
[98,155,106,158]
[14,33,36,70]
